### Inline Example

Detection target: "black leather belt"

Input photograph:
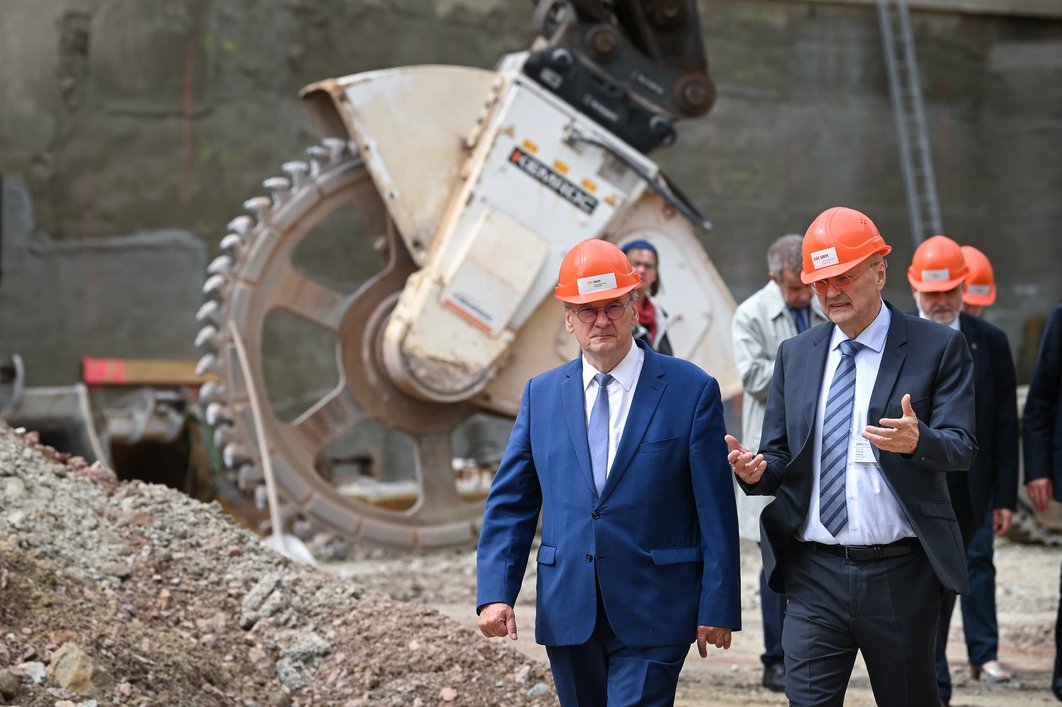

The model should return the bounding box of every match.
[810,537,919,561]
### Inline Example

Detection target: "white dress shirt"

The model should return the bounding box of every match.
[798,301,916,545]
[581,343,644,479]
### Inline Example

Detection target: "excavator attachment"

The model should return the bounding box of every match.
[194,4,741,550]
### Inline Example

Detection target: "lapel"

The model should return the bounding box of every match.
[600,341,665,502]
[797,323,834,455]
[562,357,597,496]
[867,301,908,423]
[959,312,982,360]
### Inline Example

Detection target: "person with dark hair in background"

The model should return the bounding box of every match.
[727,206,976,706]
[1023,303,1062,701]
[906,236,1018,706]
[731,233,826,692]
[621,240,673,355]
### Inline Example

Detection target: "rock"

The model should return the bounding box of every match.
[514,663,531,683]
[2,477,26,500]
[527,682,549,697]
[241,574,282,629]
[46,642,114,698]
[440,686,458,701]
[15,660,46,685]
[0,669,20,700]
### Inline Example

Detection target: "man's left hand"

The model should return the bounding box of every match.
[992,508,1013,537]
[862,393,919,454]
[696,626,732,658]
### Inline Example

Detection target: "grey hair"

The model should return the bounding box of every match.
[767,234,805,279]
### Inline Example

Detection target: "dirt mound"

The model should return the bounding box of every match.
[0,424,553,706]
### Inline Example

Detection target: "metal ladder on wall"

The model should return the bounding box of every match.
[876,0,942,246]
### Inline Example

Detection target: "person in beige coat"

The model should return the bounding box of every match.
[731,233,826,691]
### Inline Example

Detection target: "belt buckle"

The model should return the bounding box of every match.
[843,545,855,560]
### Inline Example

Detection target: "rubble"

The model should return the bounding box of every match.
[0,423,554,705]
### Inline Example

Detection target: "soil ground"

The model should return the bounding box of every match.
[2,422,1060,706]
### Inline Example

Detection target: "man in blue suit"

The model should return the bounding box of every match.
[477,238,741,707]
[727,207,976,706]
[1024,303,1062,701]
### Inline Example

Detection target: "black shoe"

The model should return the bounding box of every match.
[763,661,786,692]
[1054,653,1062,701]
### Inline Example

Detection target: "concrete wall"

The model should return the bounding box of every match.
[1,0,1060,385]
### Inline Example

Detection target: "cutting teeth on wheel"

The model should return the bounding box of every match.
[194,325,220,351]
[237,464,264,491]
[213,423,237,449]
[196,146,487,551]
[207,255,234,277]
[223,442,253,469]
[205,401,232,427]
[305,145,329,175]
[219,234,242,262]
[227,215,255,243]
[263,176,292,207]
[322,137,350,162]
[242,196,273,225]
[281,161,309,190]
[195,353,221,380]
[196,300,222,326]
[202,274,228,300]
[199,380,225,405]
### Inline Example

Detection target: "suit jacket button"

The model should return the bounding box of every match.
[592,510,600,519]
[585,553,593,562]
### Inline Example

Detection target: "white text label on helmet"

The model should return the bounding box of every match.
[810,247,839,270]
[966,284,992,295]
[921,268,951,282]
[577,272,618,295]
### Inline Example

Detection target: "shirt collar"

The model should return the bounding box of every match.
[829,299,891,354]
[917,306,961,331]
[582,342,643,393]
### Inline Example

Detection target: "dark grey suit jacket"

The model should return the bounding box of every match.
[742,301,977,594]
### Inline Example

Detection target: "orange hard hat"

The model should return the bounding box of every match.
[800,207,892,284]
[907,235,968,292]
[961,245,996,306]
[555,239,641,305]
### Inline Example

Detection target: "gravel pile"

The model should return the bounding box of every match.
[0,423,554,706]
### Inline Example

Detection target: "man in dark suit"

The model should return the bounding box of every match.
[1023,303,1062,701]
[477,239,741,706]
[907,236,1019,705]
[726,206,977,707]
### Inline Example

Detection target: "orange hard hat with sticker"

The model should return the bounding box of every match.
[555,239,641,305]
[801,207,892,284]
[961,245,996,306]
[908,235,968,292]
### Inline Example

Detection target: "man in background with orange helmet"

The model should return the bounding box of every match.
[477,239,741,706]
[727,206,976,706]
[906,236,1018,705]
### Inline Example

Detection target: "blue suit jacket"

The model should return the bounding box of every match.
[476,340,741,647]
[1025,304,1062,498]
[743,302,977,594]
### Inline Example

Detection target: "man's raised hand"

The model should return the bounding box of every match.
[725,435,766,484]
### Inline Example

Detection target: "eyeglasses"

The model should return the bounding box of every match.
[811,261,878,294]
[570,300,632,324]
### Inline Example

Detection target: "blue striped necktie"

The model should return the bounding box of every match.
[589,373,613,495]
[819,339,864,535]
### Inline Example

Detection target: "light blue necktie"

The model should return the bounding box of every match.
[819,339,864,535]
[589,373,613,495]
